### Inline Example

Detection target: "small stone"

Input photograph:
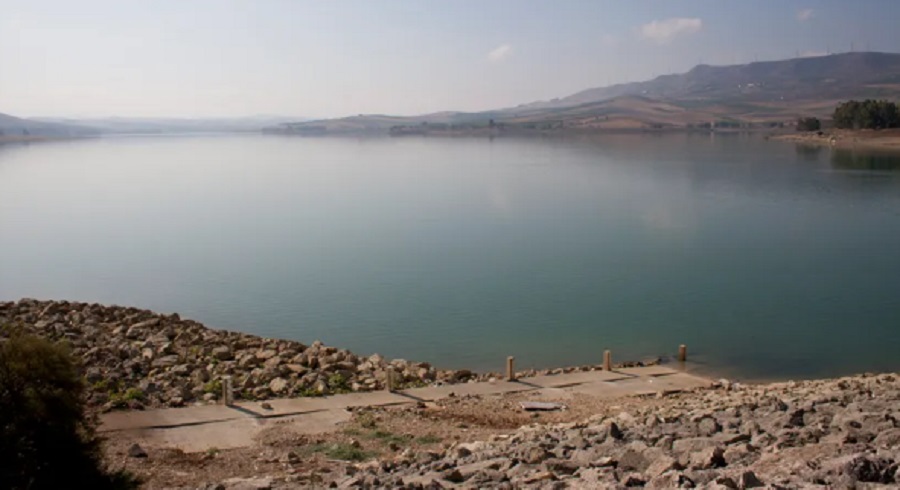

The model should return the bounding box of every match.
[622,473,646,487]
[261,402,273,410]
[212,346,233,361]
[697,416,722,436]
[608,421,624,440]
[128,443,148,458]
[443,469,466,483]
[455,446,472,458]
[787,409,806,427]
[714,476,737,488]
[738,471,764,489]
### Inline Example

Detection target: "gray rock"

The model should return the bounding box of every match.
[443,469,466,483]
[255,349,277,360]
[618,448,649,472]
[737,471,764,489]
[520,445,552,464]
[543,458,579,475]
[697,416,722,436]
[645,455,681,478]
[673,437,718,456]
[268,377,288,394]
[211,346,233,361]
[689,447,726,470]
[151,355,179,368]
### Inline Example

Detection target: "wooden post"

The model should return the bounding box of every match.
[678,344,687,362]
[222,376,233,406]
[386,366,395,392]
[506,356,516,381]
[603,350,612,371]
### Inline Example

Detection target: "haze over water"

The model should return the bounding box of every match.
[1,134,899,380]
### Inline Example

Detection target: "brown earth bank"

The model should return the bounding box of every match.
[771,128,900,152]
[0,299,659,411]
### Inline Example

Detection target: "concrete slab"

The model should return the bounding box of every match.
[566,372,711,399]
[101,404,238,432]
[526,370,631,388]
[99,366,713,452]
[404,380,533,401]
[617,365,681,377]
[129,409,353,453]
[236,390,409,416]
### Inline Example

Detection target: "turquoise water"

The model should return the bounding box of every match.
[1,134,899,380]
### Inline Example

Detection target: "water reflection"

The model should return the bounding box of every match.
[831,149,900,172]
[794,144,824,161]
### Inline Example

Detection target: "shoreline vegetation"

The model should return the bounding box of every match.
[0,299,664,412]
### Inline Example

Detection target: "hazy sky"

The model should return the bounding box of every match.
[2,0,899,119]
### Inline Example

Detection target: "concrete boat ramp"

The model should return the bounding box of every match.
[100,366,710,452]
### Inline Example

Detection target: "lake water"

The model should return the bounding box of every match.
[2,134,899,381]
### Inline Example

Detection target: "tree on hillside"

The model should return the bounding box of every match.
[796,117,821,132]
[0,330,139,490]
[833,99,900,129]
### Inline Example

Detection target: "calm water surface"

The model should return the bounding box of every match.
[2,134,899,380]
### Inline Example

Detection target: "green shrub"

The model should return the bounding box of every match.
[415,434,443,445]
[327,373,350,393]
[203,379,222,394]
[323,443,372,462]
[0,331,140,489]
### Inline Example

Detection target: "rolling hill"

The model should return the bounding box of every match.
[0,112,99,139]
[269,52,900,135]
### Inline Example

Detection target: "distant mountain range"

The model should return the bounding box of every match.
[6,52,900,139]
[269,51,900,135]
[32,116,305,134]
[0,112,99,139]
[0,114,305,140]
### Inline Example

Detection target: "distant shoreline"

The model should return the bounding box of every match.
[0,134,59,144]
[771,128,900,152]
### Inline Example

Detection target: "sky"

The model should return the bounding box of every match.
[2,0,899,119]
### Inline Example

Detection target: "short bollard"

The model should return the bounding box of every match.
[678,344,687,362]
[603,350,612,371]
[386,366,396,392]
[222,375,233,406]
[506,356,516,381]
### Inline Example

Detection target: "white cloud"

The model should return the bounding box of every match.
[487,44,512,62]
[639,18,702,44]
[797,9,814,21]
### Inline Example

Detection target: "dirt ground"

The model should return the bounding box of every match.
[103,389,664,488]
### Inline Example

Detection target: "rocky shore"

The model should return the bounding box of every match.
[329,374,900,488]
[0,299,656,411]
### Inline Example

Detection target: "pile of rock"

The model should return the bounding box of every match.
[0,299,664,412]
[0,299,487,410]
[337,373,900,488]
